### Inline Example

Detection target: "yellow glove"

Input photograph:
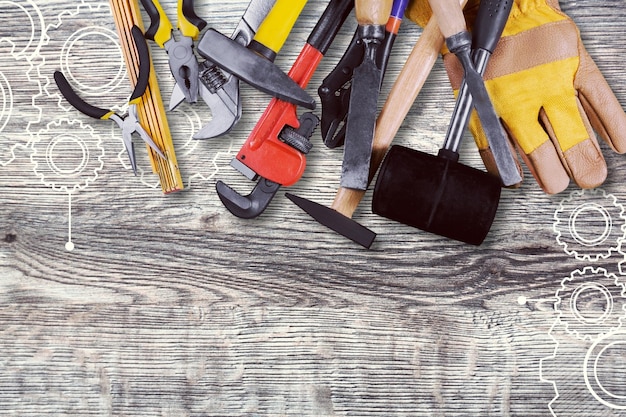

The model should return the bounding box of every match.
[407,0,626,194]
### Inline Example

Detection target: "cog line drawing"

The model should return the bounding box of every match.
[0,0,48,60]
[553,188,626,261]
[43,2,127,115]
[583,329,626,410]
[30,118,104,193]
[554,267,626,342]
[541,266,626,416]
[0,48,44,166]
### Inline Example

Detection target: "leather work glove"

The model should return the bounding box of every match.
[406,0,626,194]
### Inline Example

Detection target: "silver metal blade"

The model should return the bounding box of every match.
[238,0,277,44]
[340,53,381,190]
[461,59,521,186]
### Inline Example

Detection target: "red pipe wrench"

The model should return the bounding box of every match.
[216,0,354,218]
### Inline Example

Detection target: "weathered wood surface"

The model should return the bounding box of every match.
[1,0,626,416]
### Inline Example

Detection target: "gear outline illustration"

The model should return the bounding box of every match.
[0,48,44,166]
[0,0,48,60]
[540,266,626,417]
[553,188,626,261]
[554,267,626,342]
[583,329,626,410]
[42,2,127,114]
[30,117,104,193]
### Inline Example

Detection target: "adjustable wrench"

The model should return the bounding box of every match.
[168,0,277,139]
[216,0,354,218]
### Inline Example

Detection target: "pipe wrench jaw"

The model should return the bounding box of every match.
[216,112,319,219]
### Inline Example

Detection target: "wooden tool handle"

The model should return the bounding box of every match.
[428,0,466,38]
[330,0,469,218]
[355,0,393,26]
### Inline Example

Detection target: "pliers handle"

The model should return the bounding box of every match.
[54,26,165,175]
[141,0,207,46]
[54,25,151,118]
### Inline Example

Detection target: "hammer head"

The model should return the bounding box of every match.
[372,145,501,245]
[197,29,315,110]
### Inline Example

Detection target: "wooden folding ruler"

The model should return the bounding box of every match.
[109,0,183,193]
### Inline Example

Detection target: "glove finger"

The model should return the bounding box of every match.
[467,110,523,186]
[540,102,607,189]
[576,50,626,154]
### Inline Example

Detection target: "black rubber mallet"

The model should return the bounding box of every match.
[371,0,513,245]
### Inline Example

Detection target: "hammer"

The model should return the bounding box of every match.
[196,0,315,109]
[286,2,468,248]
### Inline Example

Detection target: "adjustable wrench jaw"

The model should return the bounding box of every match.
[184,1,273,139]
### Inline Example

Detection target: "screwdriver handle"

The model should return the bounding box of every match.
[472,0,512,53]
[140,0,173,47]
[355,0,393,26]
[177,0,207,39]
[428,0,466,38]
[253,0,308,55]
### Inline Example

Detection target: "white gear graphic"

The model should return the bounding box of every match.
[555,267,626,342]
[583,329,626,410]
[554,188,626,261]
[30,118,104,192]
[42,2,127,114]
[0,0,47,59]
[0,48,43,166]
[541,322,626,417]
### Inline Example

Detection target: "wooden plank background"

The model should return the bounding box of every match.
[1,0,626,415]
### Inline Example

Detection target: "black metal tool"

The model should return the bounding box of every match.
[429,0,521,187]
[196,0,315,110]
[318,0,408,149]
[339,0,393,191]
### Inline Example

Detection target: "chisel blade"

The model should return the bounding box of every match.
[448,32,521,187]
[286,193,376,248]
[340,50,381,190]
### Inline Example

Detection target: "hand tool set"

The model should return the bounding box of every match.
[54,0,626,247]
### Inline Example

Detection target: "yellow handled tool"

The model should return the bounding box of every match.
[196,0,314,108]
[253,0,307,56]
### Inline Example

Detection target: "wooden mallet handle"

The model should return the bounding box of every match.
[428,0,467,38]
[331,0,469,217]
[355,0,394,25]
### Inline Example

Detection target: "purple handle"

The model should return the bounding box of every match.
[390,0,409,19]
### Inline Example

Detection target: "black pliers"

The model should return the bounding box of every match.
[54,25,166,175]
[318,0,408,148]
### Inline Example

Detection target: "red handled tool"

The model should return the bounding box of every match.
[216,0,354,219]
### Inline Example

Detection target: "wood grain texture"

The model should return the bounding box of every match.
[1,0,626,416]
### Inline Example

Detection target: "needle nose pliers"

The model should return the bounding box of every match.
[54,25,166,175]
[140,0,207,107]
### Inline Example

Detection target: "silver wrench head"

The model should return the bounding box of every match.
[193,76,241,139]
